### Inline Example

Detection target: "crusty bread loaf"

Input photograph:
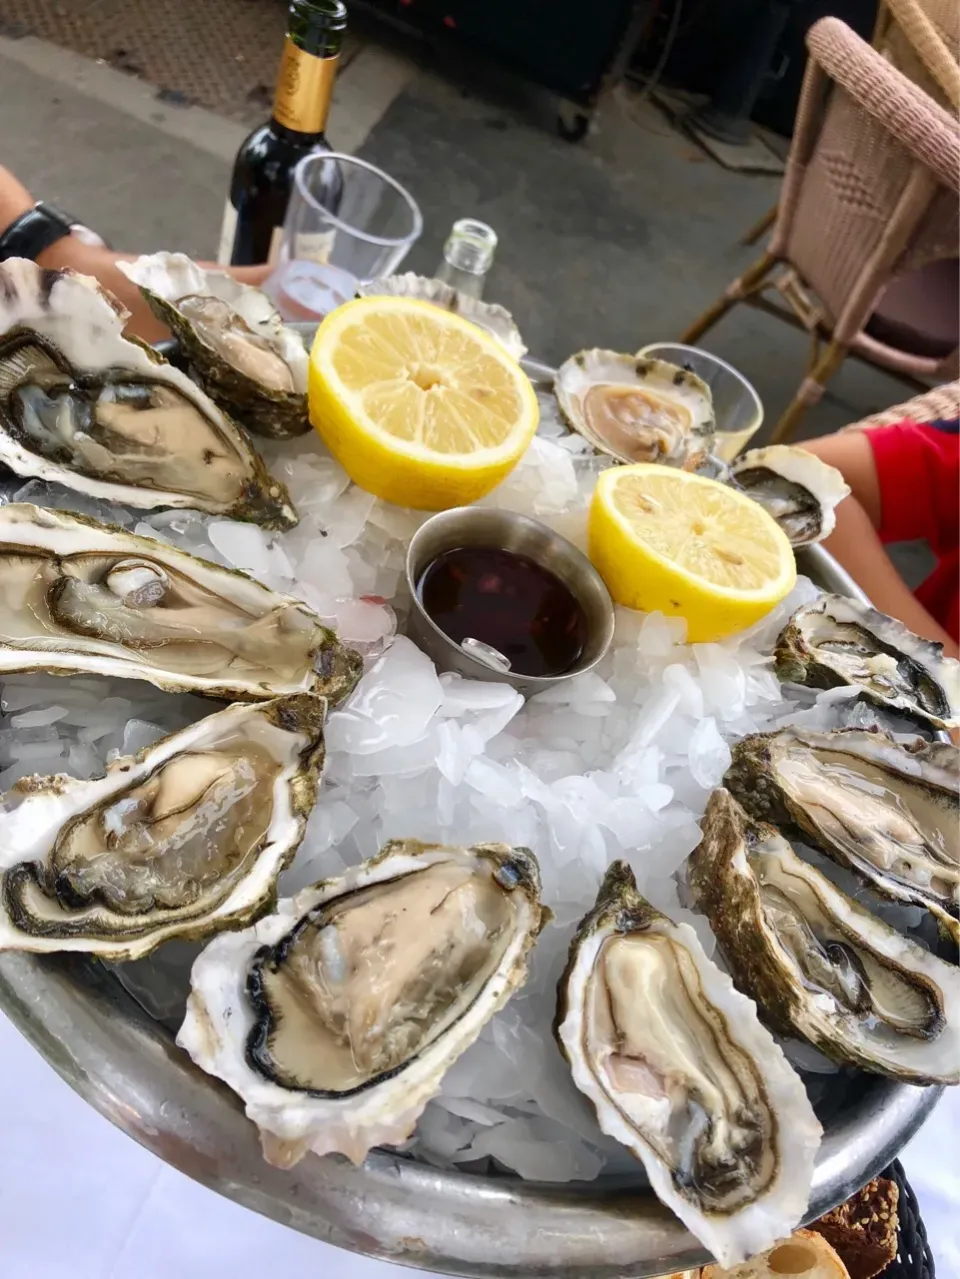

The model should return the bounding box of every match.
[810,1177,899,1279]
[699,1229,849,1278]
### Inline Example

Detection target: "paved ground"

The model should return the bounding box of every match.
[1,16,912,440]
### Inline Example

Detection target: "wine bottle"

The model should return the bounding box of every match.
[433,219,498,300]
[218,0,347,267]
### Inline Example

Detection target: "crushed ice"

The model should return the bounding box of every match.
[2,434,842,1182]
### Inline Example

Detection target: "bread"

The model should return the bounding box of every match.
[810,1177,899,1279]
[699,1229,849,1278]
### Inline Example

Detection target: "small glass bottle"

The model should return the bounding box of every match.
[434,219,498,299]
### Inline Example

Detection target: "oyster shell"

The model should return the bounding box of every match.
[0,503,362,703]
[775,594,960,731]
[0,695,326,959]
[119,252,310,439]
[729,446,850,547]
[555,861,821,1268]
[725,726,959,945]
[178,838,545,1167]
[0,258,297,528]
[357,273,527,360]
[554,351,715,468]
[691,790,960,1084]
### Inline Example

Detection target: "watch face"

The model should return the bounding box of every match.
[68,223,107,249]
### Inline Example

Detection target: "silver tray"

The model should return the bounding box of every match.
[0,352,942,1277]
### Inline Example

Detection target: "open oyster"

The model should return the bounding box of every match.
[555,861,821,1268]
[554,351,715,468]
[729,446,849,547]
[725,727,959,945]
[358,273,527,360]
[119,252,309,439]
[0,503,361,703]
[178,838,545,1167]
[691,790,960,1084]
[0,258,297,527]
[776,595,960,731]
[0,695,326,959]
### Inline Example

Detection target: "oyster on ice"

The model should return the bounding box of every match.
[0,503,362,703]
[119,252,309,439]
[728,446,850,547]
[0,258,297,527]
[178,839,546,1167]
[691,790,960,1085]
[358,273,527,360]
[555,861,821,1268]
[775,594,960,731]
[0,695,326,959]
[554,351,715,468]
[725,727,959,945]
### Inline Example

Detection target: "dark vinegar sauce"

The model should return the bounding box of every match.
[417,546,588,678]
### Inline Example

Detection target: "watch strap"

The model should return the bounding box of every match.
[0,202,75,263]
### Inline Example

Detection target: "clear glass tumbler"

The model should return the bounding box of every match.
[266,153,422,321]
[636,342,764,461]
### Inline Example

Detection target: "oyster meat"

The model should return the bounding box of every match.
[691,790,960,1084]
[725,726,959,945]
[0,258,297,527]
[775,594,960,731]
[119,252,309,439]
[358,273,527,360]
[0,503,361,703]
[555,861,821,1267]
[728,446,850,547]
[0,695,326,959]
[178,839,545,1167]
[554,351,715,468]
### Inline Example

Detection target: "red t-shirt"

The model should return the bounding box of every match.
[865,417,959,642]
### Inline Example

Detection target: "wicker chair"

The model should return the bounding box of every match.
[843,377,960,431]
[683,17,960,444]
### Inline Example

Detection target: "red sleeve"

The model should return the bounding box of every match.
[864,419,960,556]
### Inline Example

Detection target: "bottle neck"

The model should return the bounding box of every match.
[271,0,346,138]
[435,219,498,300]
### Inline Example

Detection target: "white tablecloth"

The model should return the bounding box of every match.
[1,1009,956,1278]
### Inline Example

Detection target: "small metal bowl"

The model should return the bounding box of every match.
[405,507,615,696]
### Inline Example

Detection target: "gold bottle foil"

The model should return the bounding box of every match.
[272,38,339,133]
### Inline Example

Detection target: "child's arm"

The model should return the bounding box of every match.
[801,431,959,658]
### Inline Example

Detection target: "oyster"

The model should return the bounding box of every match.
[725,727,959,945]
[0,695,326,959]
[691,790,960,1084]
[119,252,310,439]
[0,258,297,527]
[555,861,821,1267]
[178,838,545,1167]
[0,503,362,703]
[729,446,850,547]
[358,273,527,360]
[775,594,960,731]
[554,351,715,468]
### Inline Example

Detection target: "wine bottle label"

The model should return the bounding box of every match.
[216,201,238,265]
[272,38,339,133]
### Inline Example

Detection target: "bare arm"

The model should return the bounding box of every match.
[0,165,269,343]
[801,431,959,657]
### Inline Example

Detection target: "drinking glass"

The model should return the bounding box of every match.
[636,342,764,461]
[266,153,422,321]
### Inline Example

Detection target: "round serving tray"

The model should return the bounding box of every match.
[0,352,942,1277]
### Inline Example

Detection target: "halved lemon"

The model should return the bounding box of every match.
[589,464,796,642]
[308,296,539,509]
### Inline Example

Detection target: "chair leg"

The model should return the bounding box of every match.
[681,253,777,346]
[740,203,778,246]
[768,339,849,444]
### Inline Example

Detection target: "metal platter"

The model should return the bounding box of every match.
[0,349,943,1277]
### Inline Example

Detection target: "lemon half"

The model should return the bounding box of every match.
[589,464,796,642]
[308,296,539,509]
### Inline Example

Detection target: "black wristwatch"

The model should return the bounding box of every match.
[0,201,107,262]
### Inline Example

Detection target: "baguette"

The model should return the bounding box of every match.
[699,1229,849,1278]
